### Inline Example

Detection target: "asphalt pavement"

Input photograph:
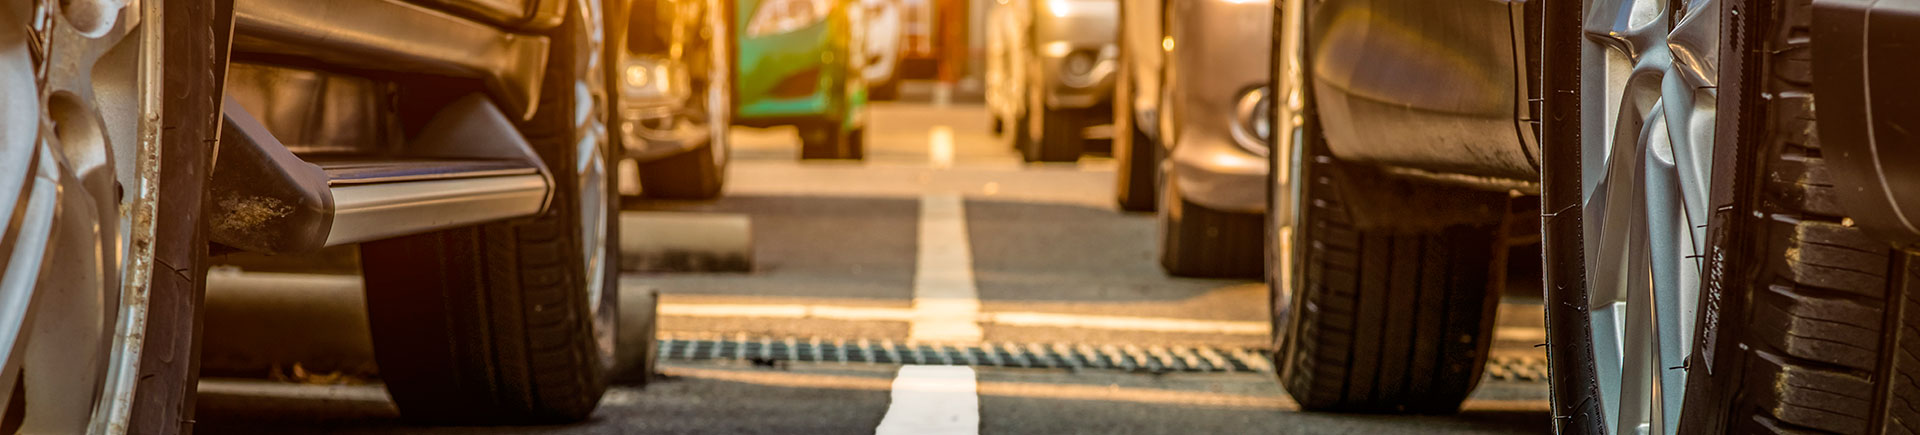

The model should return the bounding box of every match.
[192,95,1551,434]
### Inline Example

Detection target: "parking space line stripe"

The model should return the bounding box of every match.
[198,270,1277,336]
[930,125,955,169]
[910,194,985,343]
[658,304,913,321]
[983,312,1268,335]
[874,366,980,435]
[655,303,1274,335]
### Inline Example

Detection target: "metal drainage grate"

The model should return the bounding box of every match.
[657,334,1275,373]
[1484,355,1552,382]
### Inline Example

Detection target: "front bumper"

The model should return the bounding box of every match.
[1169,132,1268,214]
[1165,0,1273,214]
[619,114,713,163]
[1033,0,1118,109]
[1038,44,1118,109]
[736,18,842,123]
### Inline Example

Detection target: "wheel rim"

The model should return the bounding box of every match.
[1578,0,1720,433]
[1270,0,1306,350]
[2,0,163,432]
[575,0,616,369]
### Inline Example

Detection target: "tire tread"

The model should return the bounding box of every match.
[1278,152,1506,413]
[1684,0,1920,433]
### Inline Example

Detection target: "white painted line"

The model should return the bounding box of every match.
[910,194,984,343]
[659,303,912,322]
[932,82,954,107]
[986,312,1268,335]
[874,366,979,435]
[929,125,954,169]
[657,302,1268,336]
[201,270,1281,337]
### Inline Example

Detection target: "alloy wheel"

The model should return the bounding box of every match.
[1267,0,1306,350]
[574,0,617,370]
[1577,0,1721,433]
[0,0,164,432]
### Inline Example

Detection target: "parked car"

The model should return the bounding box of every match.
[860,0,906,100]
[733,0,869,160]
[1264,0,1920,434]
[896,0,940,79]
[1145,0,1271,278]
[2,0,637,430]
[986,0,1118,163]
[613,0,735,199]
[1112,0,1163,212]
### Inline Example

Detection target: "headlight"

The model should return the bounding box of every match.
[1233,86,1273,156]
[1062,51,1096,77]
[1054,44,1116,88]
[619,56,691,107]
[1047,0,1073,17]
[748,0,832,36]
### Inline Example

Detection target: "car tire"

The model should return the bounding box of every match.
[1115,121,1157,212]
[870,79,900,101]
[358,3,618,424]
[1113,71,1157,211]
[1157,178,1261,278]
[128,2,233,432]
[1274,144,1509,413]
[1671,0,1918,433]
[794,119,856,159]
[800,121,864,160]
[847,127,866,160]
[1025,107,1085,163]
[1008,107,1034,152]
[3,1,230,432]
[1272,70,1509,412]
[638,141,727,199]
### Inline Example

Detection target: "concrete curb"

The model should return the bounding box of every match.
[620,212,754,273]
[613,287,659,383]
[201,270,660,382]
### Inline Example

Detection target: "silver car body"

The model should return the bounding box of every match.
[1119,0,1162,139]
[1031,0,1118,109]
[987,0,1118,124]
[1163,0,1272,214]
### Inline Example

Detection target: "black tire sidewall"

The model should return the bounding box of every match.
[131,2,233,433]
[358,2,619,422]
[1539,0,1615,432]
